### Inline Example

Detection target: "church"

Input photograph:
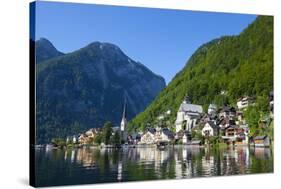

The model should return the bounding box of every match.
[175,96,203,133]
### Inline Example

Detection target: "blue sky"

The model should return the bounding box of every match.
[34,1,257,83]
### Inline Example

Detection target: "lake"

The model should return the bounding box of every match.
[35,146,273,187]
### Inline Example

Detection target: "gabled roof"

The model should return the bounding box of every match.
[218,117,236,126]
[225,125,239,130]
[179,103,203,113]
[146,128,156,134]
[254,135,268,140]
[208,104,217,109]
[207,121,217,129]
[162,128,174,138]
[220,106,236,113]
[191,140,202,144]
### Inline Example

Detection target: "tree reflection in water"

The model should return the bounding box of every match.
[35,146,273,187]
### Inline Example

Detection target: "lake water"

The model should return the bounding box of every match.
[35,146,273,187]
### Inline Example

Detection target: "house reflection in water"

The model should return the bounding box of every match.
[252,147,271,159]
[74,148,96,168]
[43,146,272,185]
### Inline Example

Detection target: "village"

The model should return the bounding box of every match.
[57,91,274,150]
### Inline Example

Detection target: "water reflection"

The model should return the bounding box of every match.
[35,146,273,187]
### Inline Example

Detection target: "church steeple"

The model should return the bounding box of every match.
[122,99,127,120]
[120,99,127,132]
[183,95,191,104]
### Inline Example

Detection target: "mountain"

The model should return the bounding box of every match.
[129,16,273,132]
[36,38,64,63]
[35,40,165,144]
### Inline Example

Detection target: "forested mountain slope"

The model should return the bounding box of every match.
[129,16,273,132]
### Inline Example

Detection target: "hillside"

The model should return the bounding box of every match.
[36,38,64,63]
[36,41,165,144]
[129,16,273,132]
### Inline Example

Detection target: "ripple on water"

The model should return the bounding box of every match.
[35,146,273,186]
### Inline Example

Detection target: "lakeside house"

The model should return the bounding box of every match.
[78,128,101,145]
[140,127,174,144]
[221,125,238,145]
[252,136,270,147]
[221,123,249,145]
[78,134,87,144]
[127,133,141,144]
[202,121,219,137]
[175,96,203,133]
[140,128,156,144]
[161,128,174,142]
[235,125,249,145]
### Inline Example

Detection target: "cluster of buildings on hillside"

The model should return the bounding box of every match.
[68,91,273,148]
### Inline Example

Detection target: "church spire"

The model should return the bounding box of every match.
[183,95,191,104]
[120,98,127,132]
[122,98,127,120]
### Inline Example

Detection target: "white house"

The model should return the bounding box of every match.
[140,128,156,144]
[202,121,218,137]
[237,96,252,110]
[175,96,203,132]
[182,134,188,144]
[161,128,174,142]
[253,135,270,147]
[72,135,77,143]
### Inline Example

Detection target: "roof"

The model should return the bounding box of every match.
[162,128,174,138]
[208,104,217,109]
[240,124,249,129]
[225,125,239,130]
[146,128,156,134]
[179,103,203,113]
[191,140,202,144]
[237,96,250,101]
[220,106,236,113]
[207,121,217,129]
[254,135,268,140]
[218,117,235,126]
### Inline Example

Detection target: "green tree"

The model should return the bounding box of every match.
[102,121,113,145]
[51,138,66,148]
[94,133,102,144]
[244,106,260,135]
[111,131,121,146]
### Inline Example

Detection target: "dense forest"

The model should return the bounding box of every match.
[128,16,273,132]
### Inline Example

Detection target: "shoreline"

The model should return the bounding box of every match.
[34,143,273,150]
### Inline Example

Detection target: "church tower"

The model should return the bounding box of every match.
[120,99,127,142]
